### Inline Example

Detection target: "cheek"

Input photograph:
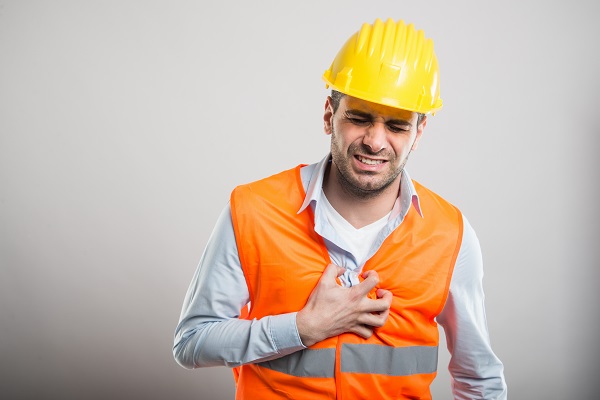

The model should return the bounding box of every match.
[390,140,413,159]
[331,131,352,153]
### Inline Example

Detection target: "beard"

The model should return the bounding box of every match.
[330,126,411,200]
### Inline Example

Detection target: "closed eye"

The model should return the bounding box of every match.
[343,110,373,126]
[347,117,371,126]
[386,124,411,133]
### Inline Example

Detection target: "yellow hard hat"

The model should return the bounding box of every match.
[323,18,442,114]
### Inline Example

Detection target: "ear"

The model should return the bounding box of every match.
[323,96,334,135]
[411,115,427,151]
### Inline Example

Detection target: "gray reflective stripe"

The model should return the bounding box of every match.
[341,344,438,376]
[257,344,437,378]
[258,348,335,378]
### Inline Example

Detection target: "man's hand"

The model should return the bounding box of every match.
[296,264,392,347]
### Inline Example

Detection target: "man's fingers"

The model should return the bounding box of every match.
[362,270,380,282]
[320,263,345,282]
[362,297,391,313]
[354,270,380,295]
[376,288,393,303]
[351,324,374,339]
[359,312,389,328]
[359,295,392,327]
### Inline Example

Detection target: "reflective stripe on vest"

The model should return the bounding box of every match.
[259,344,437,378]
[259,348,335,378]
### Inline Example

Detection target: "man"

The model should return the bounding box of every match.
[174,18,507,399]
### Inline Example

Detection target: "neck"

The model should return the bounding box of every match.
[322,163,400,229]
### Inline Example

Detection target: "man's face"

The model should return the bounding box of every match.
[324,95,426,198]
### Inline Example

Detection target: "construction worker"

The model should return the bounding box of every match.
[174,18,507,399]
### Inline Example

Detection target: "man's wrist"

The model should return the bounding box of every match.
[270,312,306,352]
[296,309,320,347]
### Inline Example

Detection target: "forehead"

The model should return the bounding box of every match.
[341,95,417,122]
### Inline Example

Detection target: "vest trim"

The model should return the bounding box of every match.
[341,343,438,376]
[258,348,336,378]
[256,344,438,378]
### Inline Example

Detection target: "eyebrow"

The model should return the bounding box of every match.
[345,109,413,126]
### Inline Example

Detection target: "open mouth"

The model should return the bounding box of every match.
[356,155,385,165]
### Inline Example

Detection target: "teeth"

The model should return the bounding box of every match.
[358,156,384,165]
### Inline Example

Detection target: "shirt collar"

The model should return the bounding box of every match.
[298,154,423,219]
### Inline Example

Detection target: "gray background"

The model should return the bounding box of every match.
[1,1,598,399]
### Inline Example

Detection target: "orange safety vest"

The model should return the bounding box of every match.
[230,165,463,400]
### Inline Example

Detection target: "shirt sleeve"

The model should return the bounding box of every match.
[173,203,305,369]
[437,214,508,399]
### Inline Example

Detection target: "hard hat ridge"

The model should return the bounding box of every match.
[323,18,442,114]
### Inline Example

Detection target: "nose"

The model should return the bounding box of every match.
[362,122,387,153]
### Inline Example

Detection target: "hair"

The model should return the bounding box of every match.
[330,89,345,113]
[330,89,426,125]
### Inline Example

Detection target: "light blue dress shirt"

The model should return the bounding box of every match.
[174,154,507,399]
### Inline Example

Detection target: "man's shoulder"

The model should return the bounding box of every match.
[230,164,309,220]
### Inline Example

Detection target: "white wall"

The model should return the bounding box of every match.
[1,1,598,399]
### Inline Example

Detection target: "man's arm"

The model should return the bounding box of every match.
[173,204,391,368]
[437,215,507,399]
[173,204,304,368]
